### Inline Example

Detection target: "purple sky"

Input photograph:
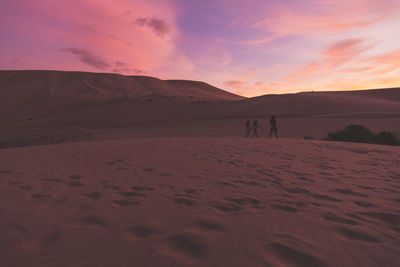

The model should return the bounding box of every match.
[1,0,400,96]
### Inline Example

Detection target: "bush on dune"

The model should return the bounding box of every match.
[327,124,399,146]
[376,131,399,145]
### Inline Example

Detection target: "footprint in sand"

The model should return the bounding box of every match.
[106,159,124,166]
[297,176,315,183]
[322,212,359,225]
[211,182,238,188]
[41,178,63,183]
[18,185,31,191]
[131,186,154,192]
[43,227,60,243]
[226,197,260,206]
[195,220,226,232]
[101,184,120,191]
[81,216,107,227]
[353,200,374,207]
[171,197,196,207]
[159,232,209,262]
[126,225,158,239]
[270,204,298,213]
[262,242,325,267]
[210,201,242,212]
[117,191,147,197]
[159,173,172,177]
[232,180,264,187]
[81,192,101,200]
[112,200,141,207]
[335,227,380,243]
[184,189,203,195]
[311,194,342,202]
[31,194,52,200]
[66,181,84,187]
[283,187,310,194]
[69,175,82,180]
[359,212,400,225]
[9,222,28,233]
[187,175,203,180]
[99,180,120,191]
[331,188,367,197]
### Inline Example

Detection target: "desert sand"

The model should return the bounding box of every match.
[1,70,400,266]
[1,138,400,266]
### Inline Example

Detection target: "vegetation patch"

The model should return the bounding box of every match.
[327,125,399,146]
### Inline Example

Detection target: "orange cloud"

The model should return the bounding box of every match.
[224,80,247,89]
[283,38,374,82]
[254,0,399,36]
[322,39,375,67]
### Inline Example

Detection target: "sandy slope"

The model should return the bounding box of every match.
[1,137,400,266]
[1,70,400,148]
[0,70,242,122]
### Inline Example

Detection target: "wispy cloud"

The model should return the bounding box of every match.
[60,47,110,70]
[284,38,374,81]
[365,49,400,75]
[253,0,399,36]
[113,61,145,75]
[224,80,247,89]
[135,17,170,37]
[322,39,374,67]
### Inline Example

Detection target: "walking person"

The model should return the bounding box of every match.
[269,115,278,138]
[252,120,260,137]
[245,120,252,137]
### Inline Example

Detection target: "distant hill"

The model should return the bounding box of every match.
[0,70,243,121]
[0,70,243,100]
[223,88,400,119]
[0,70,399,148]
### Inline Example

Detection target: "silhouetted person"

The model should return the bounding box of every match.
[269,115,278,138]
[252,120,260,137]
[245,120,251,137]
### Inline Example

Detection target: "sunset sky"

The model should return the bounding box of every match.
[1,0,400,96]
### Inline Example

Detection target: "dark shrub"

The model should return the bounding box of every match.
[327,125,399,146]
[328,125,375,143]
[376,131,398,145]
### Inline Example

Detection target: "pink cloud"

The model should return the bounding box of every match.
[113,61,145,75]
[251,0,399,42]
[60,47,110,70]
[365,49,400,75]
[135,17,170,38]
[322,39,374,67]
[341,66,375,73]
[254,81,265,87]
[224,80,247,89]
[0,0,179,74]
[283,38,374,82]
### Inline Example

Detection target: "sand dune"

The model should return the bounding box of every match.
[1,70,399,149]
[1,137,400,266]
[0,70,242,101]
[0,70,242,122]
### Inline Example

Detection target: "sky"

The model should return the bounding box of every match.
[1,0,400,97]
